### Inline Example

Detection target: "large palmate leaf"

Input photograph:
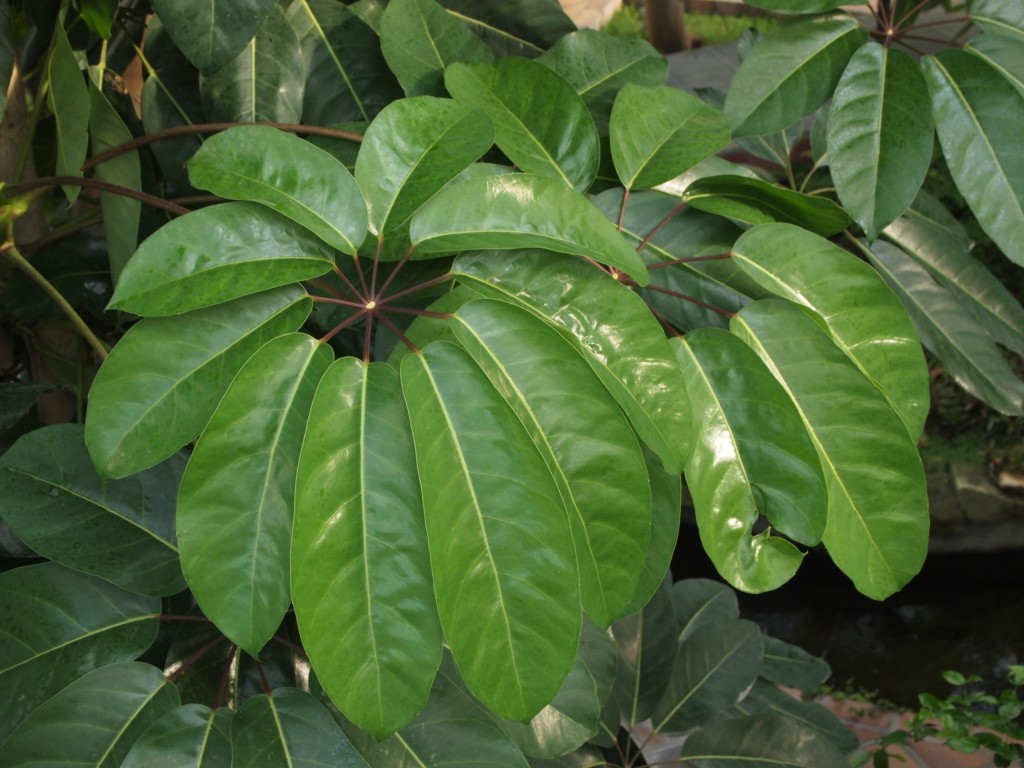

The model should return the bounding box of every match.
[759,635,831,689]
[200,4,303,123]
[380,0,493,97]
[400,343,581,721]
[446,59,599,191]
[828,42,933,239]
[731,300,929,600]
[187,126,368,254]
[412,174,649,284]
[675,329,826,593]
[967,33,1024,98]
[671,579,740,644]
[451,299,651,627]
[0,662,179,766]
[47,21,89,201]
[724,13,867,137]
[120,705,233,768]
[178,333,332,656]
[86,286,311,478]
[355,96,493,237]
[232,688,368,768]
[109,203,335,316]
[732,223,929,439]
[970,0,1024,42]
[0,425,185,595]
[435,0,575,58]
[0,564,159,741]
[923,49,1024,266]
[288,0,401,124]
[150,0,275,73]
[292,358,441,739]
[680,713,847,767]
[453,250,690,472]
[865,240,1024,416]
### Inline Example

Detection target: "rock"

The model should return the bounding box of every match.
[952,463,1016,523]
[925,460,963,533]
[997,470,1024,498]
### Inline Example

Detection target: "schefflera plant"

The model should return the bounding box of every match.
[81,36,929,743]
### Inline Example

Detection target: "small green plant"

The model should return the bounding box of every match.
[602,3,646,39]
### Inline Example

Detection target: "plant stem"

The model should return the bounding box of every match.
[0,242,110,360]
[5,176,190,216]
[380,273,453,305]
[646,252,731,271]
[636,199,686,253]
[643,283,735,317]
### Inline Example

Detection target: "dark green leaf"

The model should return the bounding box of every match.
[681,713,847,766]
[48,21,90,201]
[435,0,575,58]
[187,126,368,253]
[724,14,867,137]
[121,705,233,768]
[0,424,185,595]
[292,358,441,739]
[401,343,580,721]
[178,334,331,656]
[446,59,599,190]
[150,0,276,74]
[695,86,803,169]
[85,286,311,477]
[759,636,832,689]
[0,382,55,433]
[670,578,739,644]
[828,42,933,239]
[970,0,1024,42]
[967,33,1024,97]
[0,563,159,741]
[380,0,493,97]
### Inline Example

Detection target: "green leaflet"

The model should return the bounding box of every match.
[434,0,576,58]
[759,635,832,689]
[967,33,1024,98]
[671,578,740,644]
[120,705,233,768]
[292,358,441,739]
[970,0,1024,42]
[150,0,276,73]
[400,343,581,721]
[680,713,848,767]
[48,21,90,202]
[178,333,333,656]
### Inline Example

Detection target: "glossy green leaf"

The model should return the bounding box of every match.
[0,563,159,741]
[694,86,803,170]
[578,620,618,713]
[187,126,367,254]
[724,14,867,137]
[150,0,275,73]
[828,42,933,239]
[412,174,649,284]
[355,96,494,237]
[923,49,1024,266]
[883,193,1024,355]
[680,713,847,767]
[967,33,1024,98]
[0,662,179,767]
[400,343,580,721]
[611,84,730,190]
[292,358,440,739]
[435,0,576,58]
[744,0,850,11]
[731,300,929,599]
[865,240,1024,415]
[85,286,311,478]
[121,705,233,768]
[0,424,185,595]
[178,333,331,656]
[653,618,764,733]
[79,0,118,37]
[453,250,688,471]
[732,223,929,439]
[451,299,652,627]
[971,0,1024,42]
[444,60,598,193]
[380,0,493,97]
[0,3,14,117]
[540,30,667,133]
[110,203,335,316]
[675,329,826,593]
[683,175,851,237]
[200,4,302,123]
[289,0,401,124]
[670,578,740,644]
[48,21,90,201]
[232,688,368,768]
[759,635,832,689]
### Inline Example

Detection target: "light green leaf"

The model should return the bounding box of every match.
[970,0,1024,42]
[732,222,929,439]
[0,564,159,742]
[380,0,493,97]
[452,250,690,472]
[232,688,368,768]
[48,21,90,202]
[731,300,929,599]
[121,705,233,768]
[680,713,847,767]
[0,424,185,595]
[923,49,1024,266]
[400,343,580,721]
[110,203,336,316]
[759,635,832,689]
[724,14,867,137]
[445,59,599,190]
[79,0,118,37]
[828,42,933,239]
[435,0,575,58]
[293,358,441,739]
[967,33,1024,98]
[675,329,826,593]
[355,96,494,237]
[0,662,179,767]
[151,0,276,73]
[412,174,649,284]
[451,299,652,627]
[670,578,739,644]
[178,333,332,656]
[187,126,368,254]
[864,239,1024,415]
[85,286,311,478]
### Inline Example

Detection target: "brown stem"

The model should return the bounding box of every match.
[376,244,415,298]
[332,262,366,303]
[376,312,420,354]
[272,634,308,656]
[166,636,227,683]
[636,200,686,253]
[321,308,367,344]
[646,252,731,271]
[158,614,214,623]
[643,283,735,318]
[618,187,630,232]
[310,295,366,309]
[380,273,452,305]
[378,306,450,319]
[895,0,934,28]
[213,646,238,710]
[5,176,190,216]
